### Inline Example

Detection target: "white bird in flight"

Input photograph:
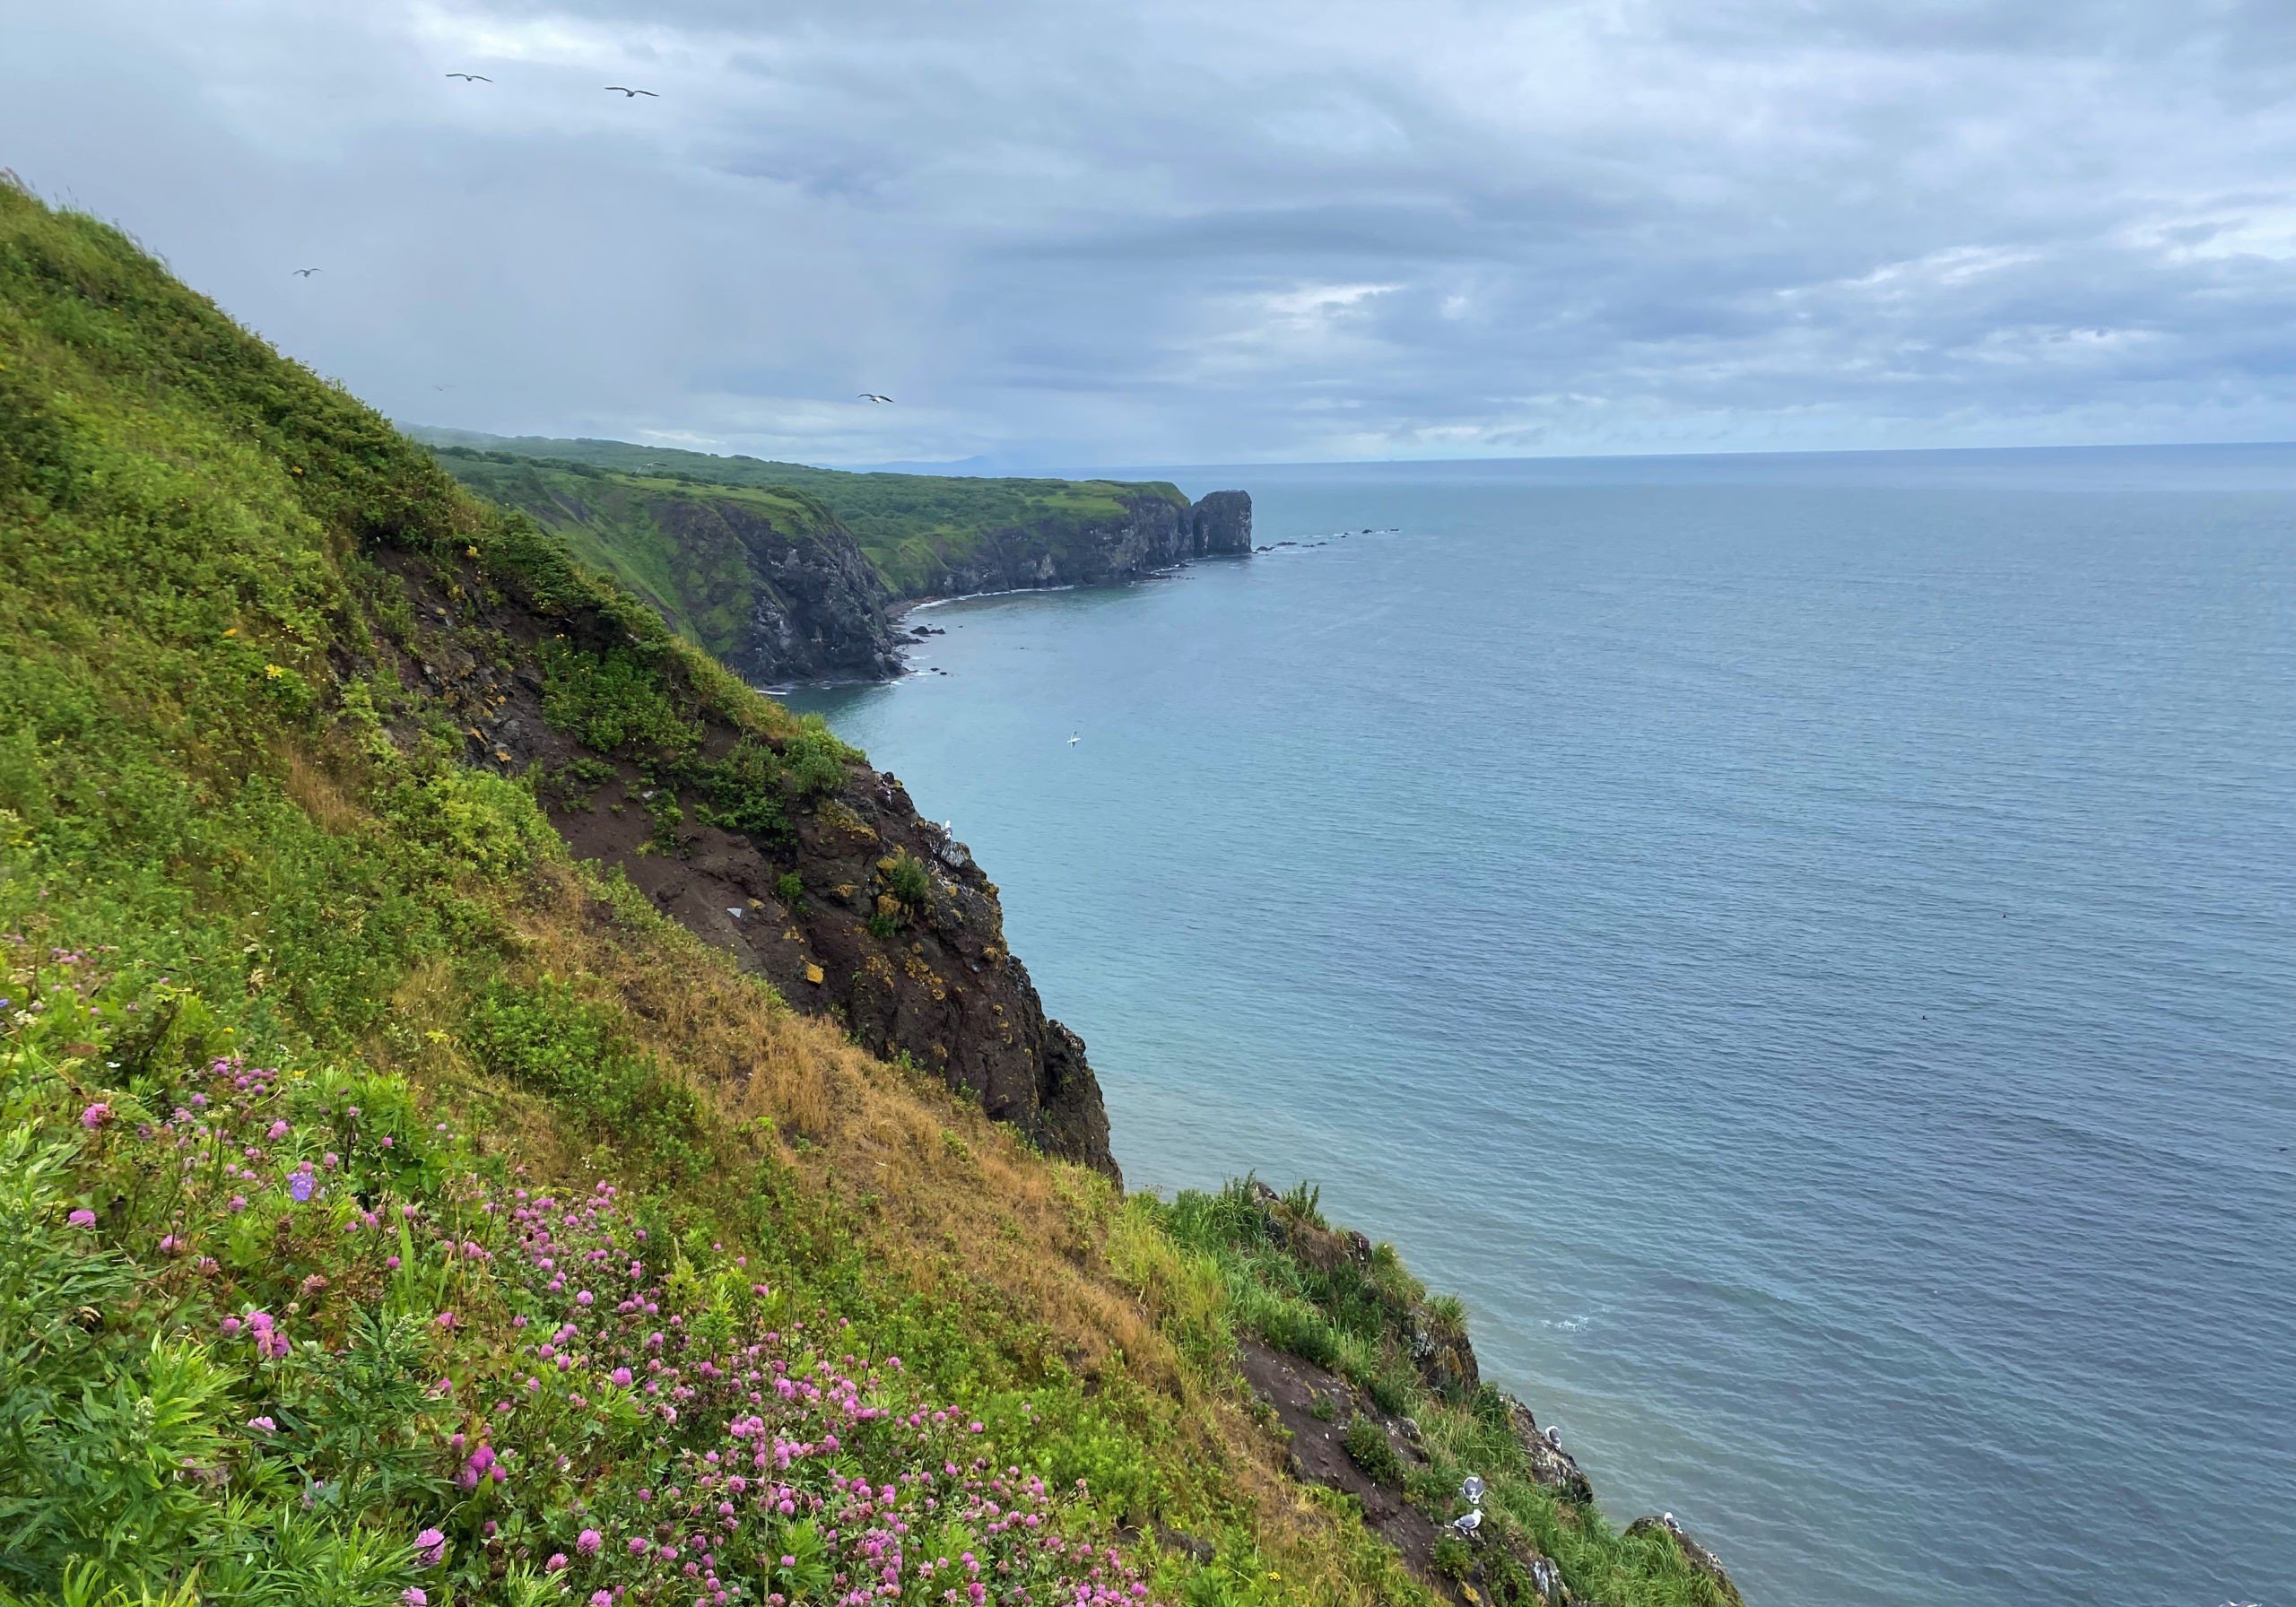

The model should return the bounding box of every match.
[857,393,894,404]
[445,73,491,82]
[291,267,321,277]
[605,85,657,98]
[1067,732,1080,746]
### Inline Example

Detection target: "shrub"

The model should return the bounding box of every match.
[1431,1533,1474,1580]
[1342,1413,1405,1487]
[884,849,932,908]
[538,642,700,756]
[781,717,850,800]
[684,736,792,839]
[774,869,805,907]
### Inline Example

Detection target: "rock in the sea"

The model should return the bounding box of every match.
[1622,1515,1743,1605]
[1187,488,1254,556]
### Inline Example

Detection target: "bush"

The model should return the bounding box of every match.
[538,642,700,756]
[1431,1533,1474,1580]
[781,717,850,800]
[684,737,792,839]
[885,849,932,908]
[1341,1413,1405,1487]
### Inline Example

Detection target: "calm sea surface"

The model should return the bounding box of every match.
[786,446,2296,1607]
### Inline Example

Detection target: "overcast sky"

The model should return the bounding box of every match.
[5,0,2292,467]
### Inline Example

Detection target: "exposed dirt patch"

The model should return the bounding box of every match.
[1236,1338,1467,1603]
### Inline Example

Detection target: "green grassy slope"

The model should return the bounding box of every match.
[432,453,844,665]
[0,183,1733,1607]
[418,430,1188,597]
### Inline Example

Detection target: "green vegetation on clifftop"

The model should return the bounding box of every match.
[417,430,1187,598]
[430,452,844,665]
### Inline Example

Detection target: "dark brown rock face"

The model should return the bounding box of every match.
[371,546,1119,1181]
[594,769,1118,1178]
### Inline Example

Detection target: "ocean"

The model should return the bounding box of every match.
[785,444,2296,1607]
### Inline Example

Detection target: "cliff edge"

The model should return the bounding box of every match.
[425,435,1251,682]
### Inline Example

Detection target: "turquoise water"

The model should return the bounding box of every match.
[787,447,2296,1607]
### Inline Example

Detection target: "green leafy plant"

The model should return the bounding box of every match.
[1342,1413,1405,1487]
[884,849,932,908]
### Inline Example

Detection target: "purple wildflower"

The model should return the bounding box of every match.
[66,1209,96,1229]
[81,1103,111,1130]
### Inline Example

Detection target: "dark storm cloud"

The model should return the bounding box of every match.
[2,0,2290,465]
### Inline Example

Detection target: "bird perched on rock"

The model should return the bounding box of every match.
[1460,1475,1485,1504]
[1544,1425,1563,1450]
[1452,1509,1482,1537]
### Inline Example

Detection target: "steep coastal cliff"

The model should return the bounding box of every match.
[425,433,1251,682]
[898,482,1249,596]
[436,452,908,684]
[2,184,1739,1607]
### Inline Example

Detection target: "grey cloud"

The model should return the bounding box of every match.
[0,0,2290,465]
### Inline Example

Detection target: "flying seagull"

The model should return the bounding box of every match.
[291,267,322,277]
[445,73,491,82]
[605,85,657,97]
[1067,732,1080,746]
[857,392,894,404]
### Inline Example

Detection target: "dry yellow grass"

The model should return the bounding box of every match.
[395,857,1428,1607]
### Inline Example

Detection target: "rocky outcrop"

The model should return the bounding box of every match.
[1187,489,1253,556]
[911,490,1252,600]
[1623,1516,1744,1606]
[372,545,1119,1181]
[647,497,905,684]
[1499,1395,1596,1506]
